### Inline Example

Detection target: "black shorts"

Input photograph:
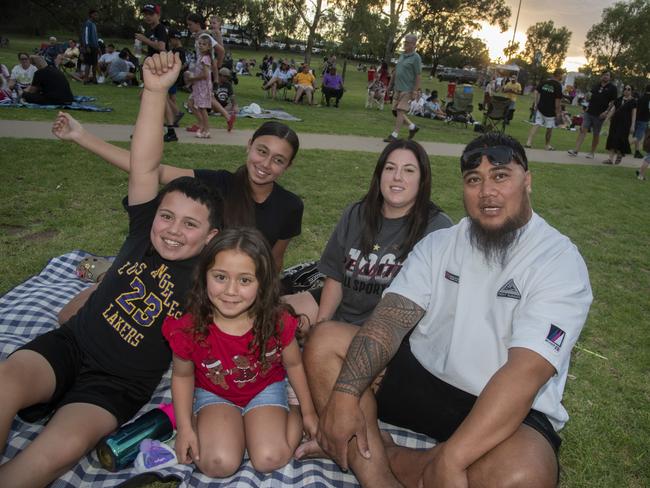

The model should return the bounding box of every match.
[15,326,160,425]
[375,337,562,454]
[83,47,98,66]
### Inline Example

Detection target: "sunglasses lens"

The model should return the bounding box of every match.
[461,146,520,172]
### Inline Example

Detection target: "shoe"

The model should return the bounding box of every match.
[408,126,420,139]
[567,150,577,157]
[524,144,532,148]
[163,131,178,142]
[383,135,398,143]
[637,170,646,181]
[227,112,236,132]
[614,155,622,165]
[634,150,643,159]
[173,111,185,126]
[546,145,555,151]
[186,124,200,132]
[585,152,594,159]
[334,102,339,108]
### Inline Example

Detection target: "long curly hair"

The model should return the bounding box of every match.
[186,227,292,365]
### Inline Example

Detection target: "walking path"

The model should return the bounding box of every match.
[0,119,640,168]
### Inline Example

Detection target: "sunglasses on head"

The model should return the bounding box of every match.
[460,145,527,173]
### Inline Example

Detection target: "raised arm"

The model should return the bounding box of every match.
[129,51,181,205]
[52,111,193,182]
[317,292,424,469]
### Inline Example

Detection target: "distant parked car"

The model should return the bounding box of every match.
[437,67,479,84]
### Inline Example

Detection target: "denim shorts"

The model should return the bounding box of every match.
[634,120,648,141]
[193,379,289,416]
[582,112,605,135]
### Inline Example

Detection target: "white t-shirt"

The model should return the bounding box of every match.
[10,64,38,85]
[386,213,592,431]
[99,51,120,64]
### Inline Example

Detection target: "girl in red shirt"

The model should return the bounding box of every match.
[163,228,318,476]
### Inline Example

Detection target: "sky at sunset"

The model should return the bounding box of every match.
[474,0,618,71]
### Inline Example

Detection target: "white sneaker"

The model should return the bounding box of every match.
[97,75,105,84]
[585,153,594,159]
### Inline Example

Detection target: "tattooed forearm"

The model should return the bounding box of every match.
[333,293,425,397]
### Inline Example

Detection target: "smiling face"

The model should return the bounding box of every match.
[462,157,531,232]
[206,249,259,323]
[245,135,294,188]
[150,191,217,261]
[380,148,422,219]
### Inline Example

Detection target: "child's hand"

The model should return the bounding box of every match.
[174,425,200,464]
[142,51,181,93]
[51,111,83,141]
[302,411,319,440]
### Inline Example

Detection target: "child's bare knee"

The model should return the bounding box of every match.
[197,452,241,478]
[249,445,291,473]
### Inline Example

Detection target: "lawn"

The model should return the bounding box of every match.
[0,134,648,486]
[0,34,587,150]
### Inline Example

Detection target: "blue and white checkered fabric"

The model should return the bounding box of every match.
[0,251,435,487]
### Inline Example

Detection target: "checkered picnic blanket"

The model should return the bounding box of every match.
[0,251,435,487]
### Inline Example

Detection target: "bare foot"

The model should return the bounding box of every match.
[294,439,327,460]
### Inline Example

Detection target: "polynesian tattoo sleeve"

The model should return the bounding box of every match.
[334,292,425,397]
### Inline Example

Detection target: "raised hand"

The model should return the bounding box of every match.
[142,51,181,93]
[51,111,84,141]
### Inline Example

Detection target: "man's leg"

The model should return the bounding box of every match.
[0,402,117,488]
[570,126,588,154]
[386,424,557,488]
[525,125,539,146]
[303,322,402,487]
[545,128,553,147]
[590,132,600,155]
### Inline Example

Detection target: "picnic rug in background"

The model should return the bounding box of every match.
[0,250,434,487]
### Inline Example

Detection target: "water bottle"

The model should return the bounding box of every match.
[96,403,176,472]
[134,38,142,57]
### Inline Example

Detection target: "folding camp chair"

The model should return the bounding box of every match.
[482,95,510,132]
[445,85,474,128]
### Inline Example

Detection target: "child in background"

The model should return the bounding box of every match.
[213,67,237,131]
[186,34,213,138]
[163,227,318,476]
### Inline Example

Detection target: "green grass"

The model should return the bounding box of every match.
[0,35,585,149]
[0,136,648,486]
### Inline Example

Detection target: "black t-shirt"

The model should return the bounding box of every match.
[71,197,197,381]
[145,23,169,57]
[587,82,618,116]
[536,79,562,117]
[31,66,73,104]
[173,47,187,86]
[636,93,650,122]
[214,81,233,105]
[194,169,303,248]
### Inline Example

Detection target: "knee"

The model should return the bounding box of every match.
[196,452,242,478]
[302,322,341,366]
[249,445,291,473]
[497,464,557,488]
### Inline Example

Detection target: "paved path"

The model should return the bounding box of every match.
[0,119,639,168]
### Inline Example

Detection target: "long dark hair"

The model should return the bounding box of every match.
[223,122,300,229]
[359,139,441,260]
[186,228,293,365]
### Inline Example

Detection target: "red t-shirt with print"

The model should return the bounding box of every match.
[162,311,298,407]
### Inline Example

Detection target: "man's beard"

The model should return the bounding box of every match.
[466,198,531,267]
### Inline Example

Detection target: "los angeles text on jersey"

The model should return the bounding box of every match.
[101,261,183,347]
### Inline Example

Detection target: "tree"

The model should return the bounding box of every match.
[503,40,520,62]
[584,0,650,81]
[407,0,511,73]
[444,37,490,70]
[521,20,571,80]
[286,0,330,64]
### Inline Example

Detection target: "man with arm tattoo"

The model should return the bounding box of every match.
[300,132,592,488]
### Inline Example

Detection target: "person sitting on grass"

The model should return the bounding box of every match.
[8,53,37,98]
[423,92,446,120]
[0,51,221,488]
[297,132,592,488]
[60,40,80,70]
[22,55,73,105]
[293,64,317,105]
[262,59,292,100]
[107,49,135,86]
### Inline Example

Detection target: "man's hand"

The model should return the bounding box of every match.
[142,51,181,93]
[316,391,370,471]
[419,443,468,488]
[52,111,84,142]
